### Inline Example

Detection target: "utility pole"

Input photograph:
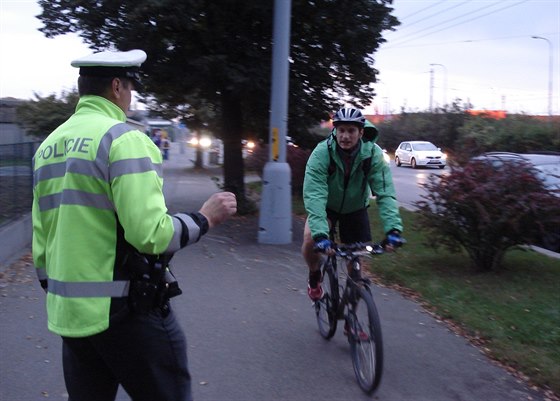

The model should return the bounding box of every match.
[258,0,292,244]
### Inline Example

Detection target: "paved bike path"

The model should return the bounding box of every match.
[0,143,552,401]
[175,215,548,401]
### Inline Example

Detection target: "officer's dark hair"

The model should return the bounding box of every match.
[78,75,133,97]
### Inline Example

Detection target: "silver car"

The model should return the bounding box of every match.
[473,152,560,194]
[395,141,447,169]
[473,151,560,253]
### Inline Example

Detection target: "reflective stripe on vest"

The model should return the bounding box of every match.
[47,278,130,298]
[174,213,202,245]
[38,189,114,212]
[109,157,163,180]
[167,217,183,253]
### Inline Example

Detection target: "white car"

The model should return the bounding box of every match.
[395,141,447,169]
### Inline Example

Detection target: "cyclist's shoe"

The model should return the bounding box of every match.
[344,322,369,341]
[307,283,323,301]
[308,270,323,301]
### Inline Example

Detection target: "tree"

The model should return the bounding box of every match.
[37,0,399,205]
[16,91,79,139]
[414,160,560,271]
[375,98,472,154]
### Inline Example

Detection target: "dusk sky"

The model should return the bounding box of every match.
[1,0,559,115]
[370,0,560,116]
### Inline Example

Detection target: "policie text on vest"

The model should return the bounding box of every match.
[36,138,93,161]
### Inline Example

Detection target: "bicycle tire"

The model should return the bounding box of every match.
[315,257,339,339]
[347,284,383,394]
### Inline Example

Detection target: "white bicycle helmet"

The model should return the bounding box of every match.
[332,107,366,127]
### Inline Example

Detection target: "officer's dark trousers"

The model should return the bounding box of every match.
[62,307,192,401]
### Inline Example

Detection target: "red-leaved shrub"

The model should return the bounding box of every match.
[245,144,311,195]
[414,159,560,271]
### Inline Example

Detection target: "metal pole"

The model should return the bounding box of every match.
[532,36,553,118]
[258,0,292,244]
[430,63,448,107]
[429,65,434,112]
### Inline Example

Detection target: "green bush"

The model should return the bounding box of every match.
[456,115,560,159]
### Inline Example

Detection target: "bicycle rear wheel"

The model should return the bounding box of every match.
[347,285,383,393]
[315,258,338,339]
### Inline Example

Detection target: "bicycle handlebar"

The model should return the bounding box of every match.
[314,241,386,257]
[335,242,385,258]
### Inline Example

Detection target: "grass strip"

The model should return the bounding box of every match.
[252,184,559,396]
[366,205,559,396]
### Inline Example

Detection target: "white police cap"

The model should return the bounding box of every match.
[71,49,147,89]
[71,49,147,68]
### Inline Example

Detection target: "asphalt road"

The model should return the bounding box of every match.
[0,144,553,401]
[388,162,448,211]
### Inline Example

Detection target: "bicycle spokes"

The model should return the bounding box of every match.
[349,288,383,394]
[315,261,338,339]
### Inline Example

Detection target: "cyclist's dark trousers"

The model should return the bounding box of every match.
[62,307,192,401]
[327,207,372,243]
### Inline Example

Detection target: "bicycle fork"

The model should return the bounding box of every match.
[341,268,373,339]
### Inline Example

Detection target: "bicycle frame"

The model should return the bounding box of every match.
[314,242,385,394]
[332,244,382,315]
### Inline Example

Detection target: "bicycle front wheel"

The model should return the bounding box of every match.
[347,285,383,394]
[315,258,338,339]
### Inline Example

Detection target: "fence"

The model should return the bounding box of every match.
[0,142,39,227]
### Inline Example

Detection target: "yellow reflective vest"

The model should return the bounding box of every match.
[32,95,202,337]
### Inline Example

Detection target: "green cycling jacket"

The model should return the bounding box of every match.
[303,132,403,241]
[32,95,204,337]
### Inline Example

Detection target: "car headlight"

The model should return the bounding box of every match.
[383,151,391,164]
[442,153,447,160]
[199,137,212,148]
[188,137,212,148]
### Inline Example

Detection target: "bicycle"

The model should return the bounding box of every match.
[313,239,391,394]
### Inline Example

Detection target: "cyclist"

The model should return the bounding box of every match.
[302,107,403,301]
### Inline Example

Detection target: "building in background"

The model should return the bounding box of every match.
[0,98,35,145]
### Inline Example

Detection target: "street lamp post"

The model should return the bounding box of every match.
[430,63,448,108]
[531,36,553,118]
[258,0,292,244]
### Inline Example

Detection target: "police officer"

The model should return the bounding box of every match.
[32,49,237,401]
